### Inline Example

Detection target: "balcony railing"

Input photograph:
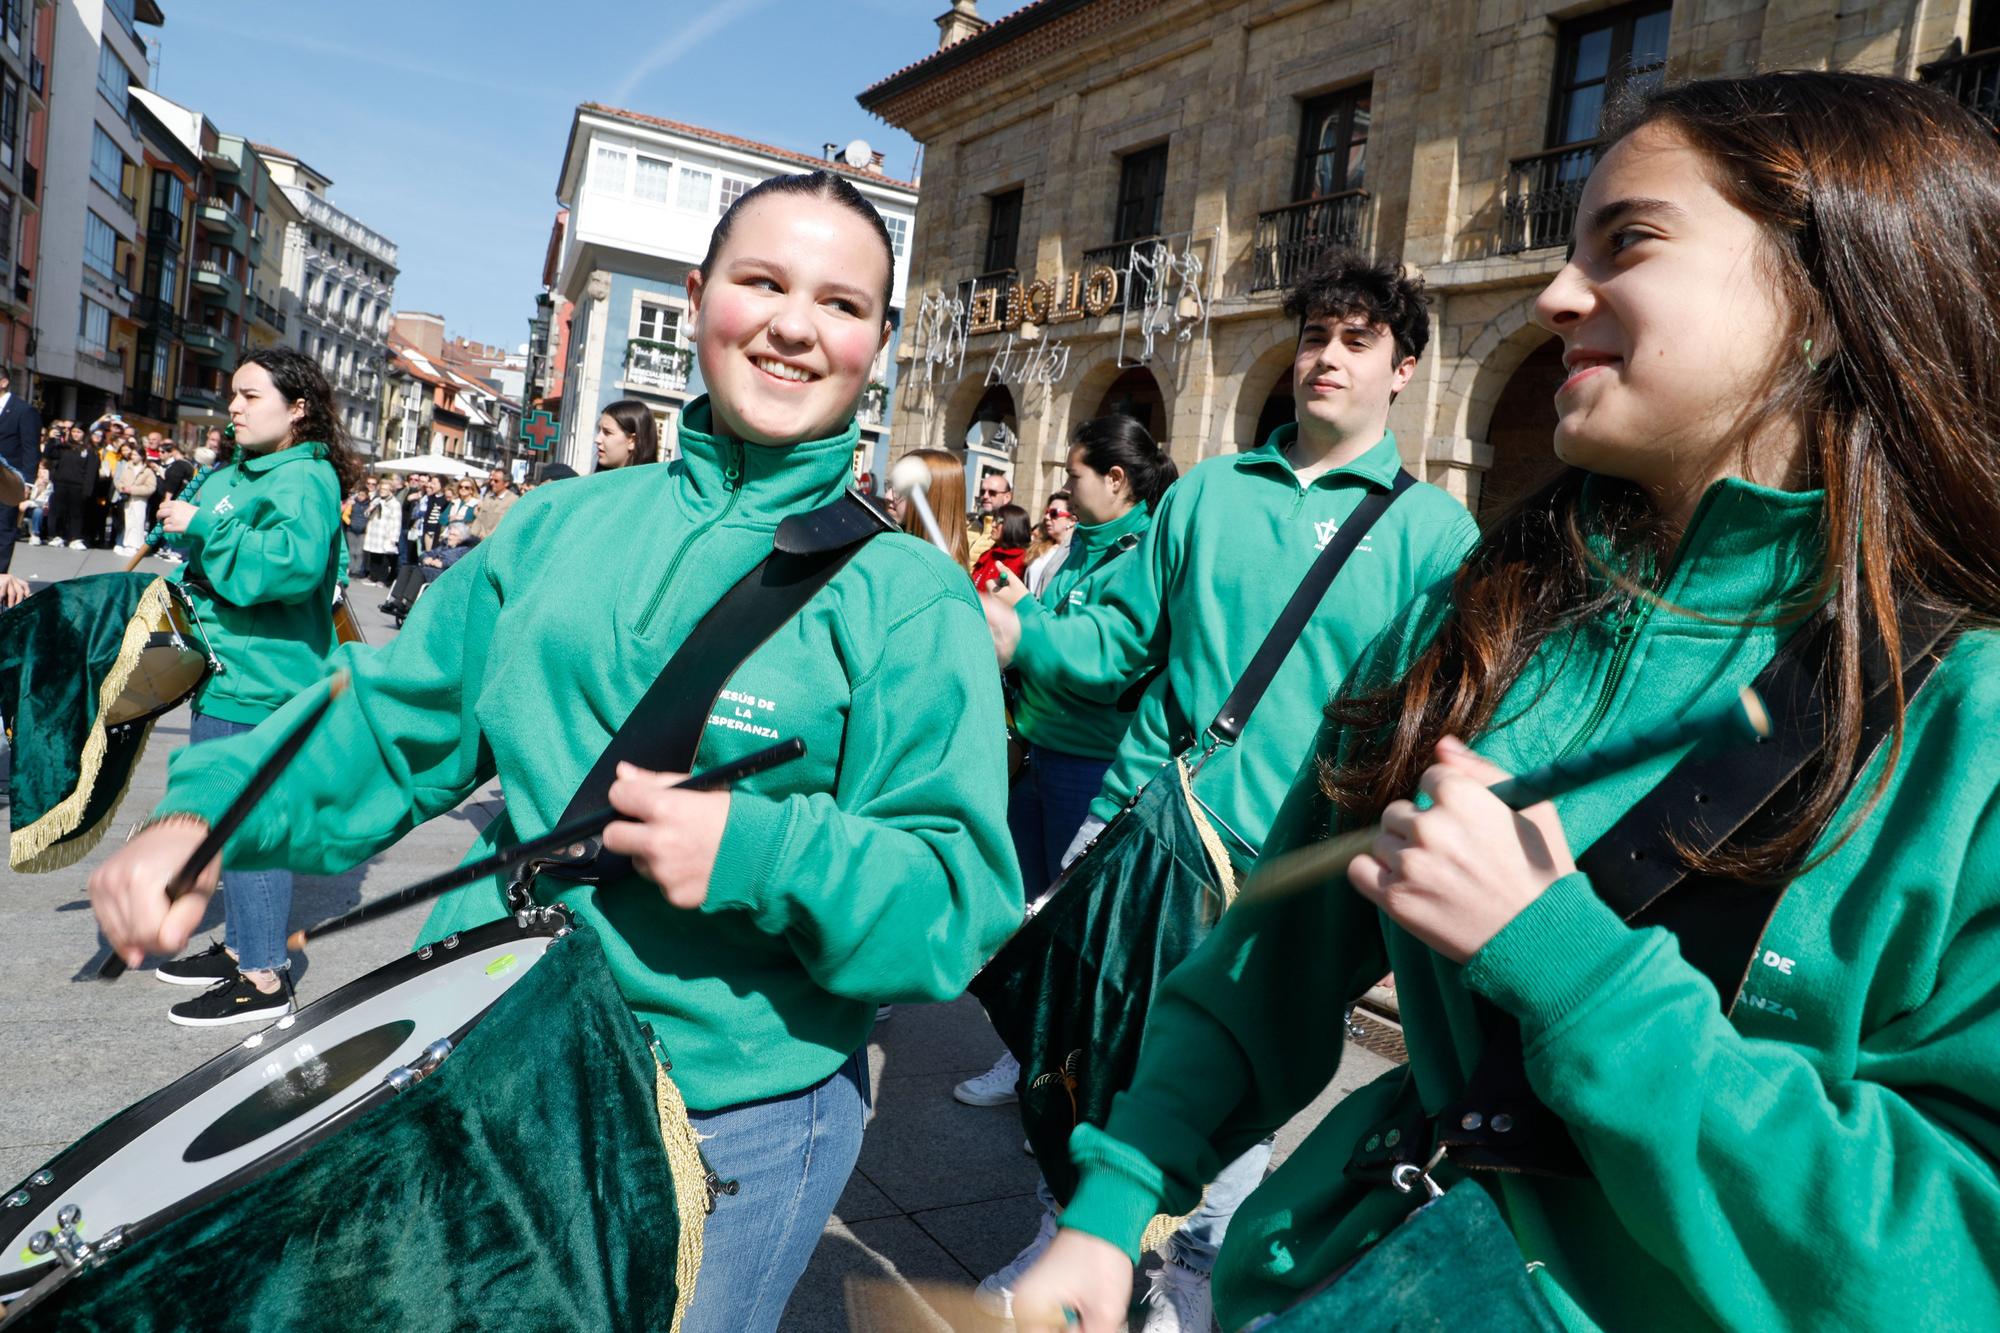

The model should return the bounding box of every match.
[1920,44,2000,129]
[131,295,181,334]
[1251,190,1371,292]
[193,259,239,295]
[625,339,691,394]
[953,268,1017,334]
[1498,141,1601,256]
[1083,237,1165,307]
[183,326,228,358]
[251,296,286,333]
[198,198,238,234]
[178,385,225,411]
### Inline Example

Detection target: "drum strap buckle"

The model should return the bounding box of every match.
[1389,1144,1448,1219]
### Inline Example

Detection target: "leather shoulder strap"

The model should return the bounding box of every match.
[1204,469,1415,747]
[543,490,891,882]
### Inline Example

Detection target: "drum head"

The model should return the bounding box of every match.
[100,632,208,728]
[0,912,569,1297]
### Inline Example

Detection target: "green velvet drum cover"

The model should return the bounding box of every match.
[6,927,687,1332]
[969,759,1232,1205]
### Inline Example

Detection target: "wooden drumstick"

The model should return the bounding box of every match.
[1243,686,1771,903]
[96,672,351,980]
[285,736,809,951]
[122,543,153,572]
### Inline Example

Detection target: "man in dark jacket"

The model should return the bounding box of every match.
[0,370,44,572]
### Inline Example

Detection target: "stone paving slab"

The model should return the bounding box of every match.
[0,544,1397,1330]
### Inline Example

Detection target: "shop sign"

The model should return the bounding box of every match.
[964,266,1122,334]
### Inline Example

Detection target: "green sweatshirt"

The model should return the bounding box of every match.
[1060,477,2000,1330]
[1011,502,1153,762]
[155,398,1024,1111]
[1012,425,1476,859]
[170,441,342,724]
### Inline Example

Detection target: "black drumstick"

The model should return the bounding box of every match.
[98,673,351,980]
[286,737,807,951]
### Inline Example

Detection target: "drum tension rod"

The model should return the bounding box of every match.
[26,1206,127,1272]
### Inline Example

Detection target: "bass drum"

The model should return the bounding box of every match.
[331,583,366,647]
[100,582,216,729]
[0,908,572,1307]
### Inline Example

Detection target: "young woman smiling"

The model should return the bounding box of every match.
[89,172,1020,1333]
[145,348,363,1027]
[1013,71,2000,1333]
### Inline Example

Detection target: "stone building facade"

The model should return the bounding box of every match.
[860,0,1978,520]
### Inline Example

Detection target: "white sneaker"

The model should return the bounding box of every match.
[1140,1260,1215,1333]
[25,535,39,545]
[953,1049,1021,1106]
[972,1208,1059,1317]
[69,539,87,549]
[112,545,132,555]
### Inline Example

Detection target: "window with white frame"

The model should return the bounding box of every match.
[883,214,908,258]
[636,301,680,344]
[83,210,119,279]
[79,297,111,353]
[634,155,672,204]
[590,143,630,193]
[675,167,712,212]
[719,176,753,215]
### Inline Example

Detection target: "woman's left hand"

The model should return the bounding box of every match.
[158,499,199,534]
[600,761,732,909]
[1348,736,1577,964]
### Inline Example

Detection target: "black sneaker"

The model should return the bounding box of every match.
[154,940,237,987]
[168,973,295,1028]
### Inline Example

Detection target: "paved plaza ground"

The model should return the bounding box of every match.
[0,542,1394,1329]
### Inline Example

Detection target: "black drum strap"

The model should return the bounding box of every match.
[1348,597,1961,1181]
[538,490,891,884]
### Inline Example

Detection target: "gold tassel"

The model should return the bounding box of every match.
[652,1060,709,1333]
[10,579,173,872]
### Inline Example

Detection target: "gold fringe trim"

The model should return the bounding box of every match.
[1140,1199,1201,1258]
[653,1060,709,1333]
[1176,757,1240,922]
[10,578,173,873]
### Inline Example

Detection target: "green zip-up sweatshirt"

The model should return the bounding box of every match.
[169,441,342,724]
[1059,477,2000,1330]
[1011,425,1476,858]
[154,399,1024,1110]
[1011,502,1153,762]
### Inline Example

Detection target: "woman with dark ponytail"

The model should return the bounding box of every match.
[144,347,355,1027]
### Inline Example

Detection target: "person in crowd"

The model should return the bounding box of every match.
[443,476,481,529]
[112,443,158,556]
[89,426,117,548]
[1014,70,2000,1333]
[125,348,362,1026]
[91,169,1020,1333]
[887,447,972,569]
[468,466,518,540]
[972,503,1032,591]
[342,483,371,579]
[1022,490,1076,597]
[0,368,43,573]
[970,467,1013,566]
[21,463,51,544]
[39,422,68,472]
[160,441,194,504]
[362,475,402,585]
[978,250,1479,1327]
[594,398,662,471]
[419,521,476,579]
[955,416,1180,1116]
[48,428,96,550]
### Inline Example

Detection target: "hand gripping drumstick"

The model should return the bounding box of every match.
[1243,685,1772,904]
[97,672,351,980]
[285,736,808,951]
[888,455,954,556]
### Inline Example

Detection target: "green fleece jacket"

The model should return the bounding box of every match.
[1011,502,1152,762]
[170,441,342,724]
[155,399,1024,1110]
[1012,425,1476,858]
[1060,477,2000,1330]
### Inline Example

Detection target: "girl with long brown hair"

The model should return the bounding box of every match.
[1015,71,2000,1331]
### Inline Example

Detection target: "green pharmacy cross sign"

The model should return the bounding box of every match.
[520,409,560,452]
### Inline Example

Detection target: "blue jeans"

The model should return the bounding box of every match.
[1034,1136,1274,1274]
[187,711,294,972]
[680,1045,871,1332]
[1008,745,1113,897]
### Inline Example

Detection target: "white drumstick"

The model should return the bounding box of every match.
[888,455,953,555]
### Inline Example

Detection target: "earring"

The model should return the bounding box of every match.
[1802,338,1819,373]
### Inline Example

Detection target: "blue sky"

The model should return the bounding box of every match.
[151,1,1028,348]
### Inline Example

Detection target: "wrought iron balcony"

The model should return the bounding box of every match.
[131,295,181,334]
[1250,190,1371,292]
[625,340,691,394]
[1083,238,1166,307]
[1920,43,2000,129]
[1498,142,1601,255]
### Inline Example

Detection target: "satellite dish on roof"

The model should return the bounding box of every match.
[842,139,874,169]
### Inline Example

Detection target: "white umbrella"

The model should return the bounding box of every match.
[372,453,485,479]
